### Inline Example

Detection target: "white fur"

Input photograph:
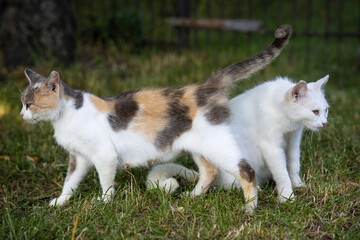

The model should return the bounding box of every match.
[146,163,199,194]
[147,75,329,202]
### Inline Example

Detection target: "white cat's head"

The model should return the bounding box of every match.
[20,69,62,123]
[285,75,329,131]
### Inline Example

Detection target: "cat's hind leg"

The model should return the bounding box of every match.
[221,158,258,214]
[187,154,217,197]
[197,135,258,214]
[50,154,92,206]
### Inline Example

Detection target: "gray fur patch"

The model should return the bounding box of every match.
[107,90,139,131]
[21,86,37,104]
[154,88,192,149]
[238,159,255,183]
[65,155,76,182]
[25,69,47,83]
[195,84,219,107]
[205,104,230,125]
[63,82,84,109]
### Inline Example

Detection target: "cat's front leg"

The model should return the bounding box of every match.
[286,130,306,188]
[50,154,92,206]
[261,143,294,203]
[94,158,117,202]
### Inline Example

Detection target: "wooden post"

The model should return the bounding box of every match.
[177,0,190,48]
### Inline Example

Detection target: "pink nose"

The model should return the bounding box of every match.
[322,122,327,126]
[20,113,24,118]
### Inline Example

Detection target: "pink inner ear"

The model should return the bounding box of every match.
[292,81,308,100]
[47,71,61,91]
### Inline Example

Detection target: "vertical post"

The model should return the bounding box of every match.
[323,0,331,71]
[288,0,297,66]
[246,0,253,56]
[192,0,199,49]
[336,0,344,71]
[177,0,190,48]
[233,0,242,51]
[304,0,313,73]
[146,0,154,43]
[357,0,360,72]
[219,1,224,50]
[206,0,211,47]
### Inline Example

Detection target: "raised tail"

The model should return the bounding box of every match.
[146,163,199,194]
[205,25,292,92]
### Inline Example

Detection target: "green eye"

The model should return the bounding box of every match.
[312,110,319,115]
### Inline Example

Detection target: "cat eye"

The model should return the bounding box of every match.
[26,103,32,110]
[312,110,320,115]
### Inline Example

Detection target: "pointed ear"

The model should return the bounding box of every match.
[315,74,329,90]
[24,69,46,84]
[292,80,308,101]
[47,71,61,93]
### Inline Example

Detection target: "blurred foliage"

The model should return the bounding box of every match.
[70,1,146,51]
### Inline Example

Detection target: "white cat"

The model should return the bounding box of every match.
[147,75,329,202]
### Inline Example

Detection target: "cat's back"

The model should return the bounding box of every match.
[231,77,293,112]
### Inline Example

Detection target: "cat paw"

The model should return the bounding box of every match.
[243,200,257,215]
[277,194,295,203]
[49,195,70,206]
[97,194,112,203]
[292,179,306,188]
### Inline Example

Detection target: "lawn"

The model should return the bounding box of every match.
[1,36,359,239]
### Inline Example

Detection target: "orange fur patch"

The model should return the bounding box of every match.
[196,155,218,193]
[31,86,59,113]
[180,86,199,120]
[198,155,218,180]
[89,95,115,113]
[132,89,169,140]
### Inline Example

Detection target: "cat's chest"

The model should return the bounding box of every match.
[52,113,101,153]
[53,123,86,152]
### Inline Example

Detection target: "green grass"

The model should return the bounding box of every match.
[1,37,360,239]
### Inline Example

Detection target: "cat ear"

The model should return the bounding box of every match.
[292,80,308,101]
[47,71,61,93]
[24,69,47,84]
[315,75,329,90]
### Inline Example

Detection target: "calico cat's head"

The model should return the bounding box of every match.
[20,69,62,123]
[285,75,329,131]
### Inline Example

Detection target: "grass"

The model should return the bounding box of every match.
[1,35,360,239]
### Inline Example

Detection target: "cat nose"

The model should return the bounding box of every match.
[20,113,24,118]
[322,122,327,126]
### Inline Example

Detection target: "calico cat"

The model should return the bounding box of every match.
[147,75,329,202]
[20,25,292,213]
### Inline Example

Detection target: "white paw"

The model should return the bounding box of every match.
[244,206,254,215]
[292,179,306,188]
[243,201,257,215]
[97,194,112,203]
[277,194,295,203]
[241,194,258,215]
[162,178,179,194]
[49,195,70,206]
